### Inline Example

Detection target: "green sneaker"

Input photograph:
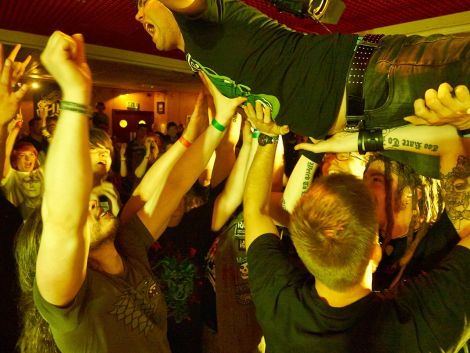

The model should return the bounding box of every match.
[186,55,281,120]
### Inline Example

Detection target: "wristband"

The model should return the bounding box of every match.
[252,129,260,138]
[458,128,470,138]
[60,101,92,116]
[179,136,192,148]
[358,129,383,155]
[211,118,226,132]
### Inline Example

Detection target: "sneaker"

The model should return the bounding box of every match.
[187,54,281,120]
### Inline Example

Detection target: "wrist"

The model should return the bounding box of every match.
[258,133,279,146]
[458,127,470,138]
[211,118,226,132]
[358,129,383,154]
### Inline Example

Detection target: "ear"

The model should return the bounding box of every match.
[399,186,413,210]
[370,239,382,273]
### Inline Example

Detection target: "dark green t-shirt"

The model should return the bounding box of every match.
[248,234,470,353]
[33,216,171,353]
[175,0,357,139]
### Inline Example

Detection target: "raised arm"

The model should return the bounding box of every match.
[0,44,29,179]
[36,31,93,306]
[137,72,246,240]
[154,0,206,14]
[243,102,289,250]
[211,118,256,231]
[119,91,208,225]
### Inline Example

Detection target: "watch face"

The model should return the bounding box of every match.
[258,133,278,146]
[258,134,268,146]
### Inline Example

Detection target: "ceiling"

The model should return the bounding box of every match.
[1,0,470,92]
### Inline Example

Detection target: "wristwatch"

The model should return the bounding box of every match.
[258,133,279,146]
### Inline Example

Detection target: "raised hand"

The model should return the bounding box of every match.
[183,91,209,142]
[295,131,358,154]
[242,101,289,136]
[0,44,29,125]
[40,31,92,103]
[198,71,246,127]
[7,44,32,86]
[404,83,470,130]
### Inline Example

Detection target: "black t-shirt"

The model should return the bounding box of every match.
[175,0,357,139]
[248,234,470,353]
[374,211,460,291]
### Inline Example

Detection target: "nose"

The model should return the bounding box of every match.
[135,7,144,22]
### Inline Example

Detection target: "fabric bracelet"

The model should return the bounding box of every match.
[179,136,192,148]
[252,129,260,138]
[60,101,92,116]
[358,129,384,154]
[211,118,226,132]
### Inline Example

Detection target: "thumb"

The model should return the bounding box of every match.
[404,115,429,126]
[295,142,320,153]
[278,125,289,135]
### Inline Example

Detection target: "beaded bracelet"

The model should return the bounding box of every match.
[211,118,226,132]
[179,136,192,148]
[60,101,92,116]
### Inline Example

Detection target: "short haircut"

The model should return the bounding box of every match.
[167,121,177,129]
[89,127,113,154]
[11,142,40,169]
[289,173,377,291]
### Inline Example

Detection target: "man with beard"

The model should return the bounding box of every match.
[14,30,245,353]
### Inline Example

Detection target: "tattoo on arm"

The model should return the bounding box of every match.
[383,132,439,152]
[302,161,315,194]
[440,155,470,231]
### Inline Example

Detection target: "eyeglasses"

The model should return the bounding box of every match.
[335,152,366,163]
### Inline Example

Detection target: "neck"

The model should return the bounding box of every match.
[88,241,124,275]
[314,265,373,307]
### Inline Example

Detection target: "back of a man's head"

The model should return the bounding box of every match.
[289,173,378,291]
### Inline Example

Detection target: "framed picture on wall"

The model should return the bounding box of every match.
[157,101,165,114]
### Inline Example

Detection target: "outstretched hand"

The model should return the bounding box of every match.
[242,101,289,136]
[0,44,29,125]
[184,91,209,142]
[295,131,358,154]
[404,83,470,130]
[40,31,92,103]
[198,71,246,127]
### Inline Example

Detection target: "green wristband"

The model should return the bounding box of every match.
[252,129,260,138]
[211,118,226,132]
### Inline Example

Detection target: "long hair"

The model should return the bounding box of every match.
[365,154,444,288]
[289,174,378,291]
[14,207,59,353]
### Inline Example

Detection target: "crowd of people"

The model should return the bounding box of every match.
[1,0,470,352]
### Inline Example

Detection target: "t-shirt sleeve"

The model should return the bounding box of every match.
[247,234,306,316]
[117,215,154,260]
[395,245,470,350]
[33,275,89,333]
[196,0,238,22]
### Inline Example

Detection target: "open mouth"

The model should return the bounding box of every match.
[144,22,155,37]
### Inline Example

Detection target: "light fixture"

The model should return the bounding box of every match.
[119,119,128,128]
[31,82,40,89]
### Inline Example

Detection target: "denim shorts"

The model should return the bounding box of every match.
[363,33,470,177]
